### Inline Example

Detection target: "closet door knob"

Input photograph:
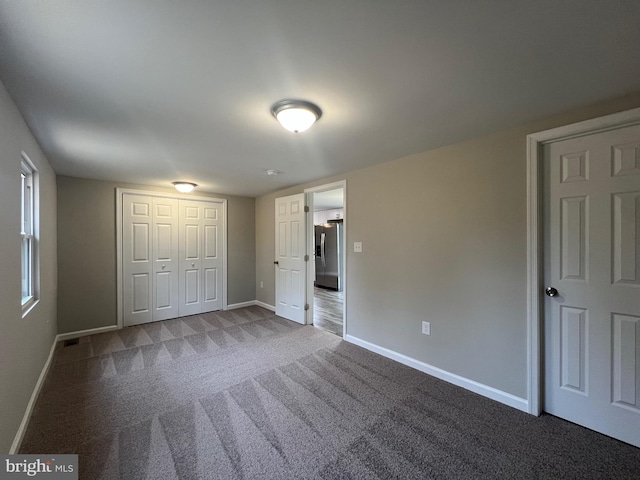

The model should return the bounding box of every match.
[545,287,558,297]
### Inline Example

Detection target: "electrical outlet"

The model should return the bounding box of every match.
[421,321,431,335]
[354,242,363,253]
[260,281,264,288]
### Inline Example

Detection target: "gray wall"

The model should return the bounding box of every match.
[0,80,57,453]
[57,177,255,334]
[256,93,640,400]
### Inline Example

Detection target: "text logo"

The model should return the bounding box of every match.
[0,455,77,479]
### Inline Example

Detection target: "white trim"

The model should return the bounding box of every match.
[116,188,228,329]
[227,300,278,311]
[227,301,258,310]
[526,133,542,416]
[526,107,640,416]
[115,187,229,203]
[116,189,123,328]
[56,325,119,342]
[304,180,347,194]
[345,334,528,413]
[10,335,57,454]
[255,300,276,312]
[304,180,347,337]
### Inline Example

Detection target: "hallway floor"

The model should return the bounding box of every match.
[313,286,343,336]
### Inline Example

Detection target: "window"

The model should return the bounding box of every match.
[21,154,38,314]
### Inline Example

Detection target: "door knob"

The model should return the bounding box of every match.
[273,261,279,265]
[191,263,195,267]
[162,265,166,269]
[545,287,558,297]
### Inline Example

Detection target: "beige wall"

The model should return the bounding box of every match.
[57,177,255,334]
[0,80,57,453]
[256,93,640,400]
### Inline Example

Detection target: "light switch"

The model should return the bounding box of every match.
[354,242,362,253]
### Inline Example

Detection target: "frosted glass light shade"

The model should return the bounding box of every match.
[173,182,197,193]
[271,100,322,134]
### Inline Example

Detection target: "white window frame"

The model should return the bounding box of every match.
[21,153,39,316]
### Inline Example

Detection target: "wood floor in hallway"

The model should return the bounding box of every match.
[313,286,343,336]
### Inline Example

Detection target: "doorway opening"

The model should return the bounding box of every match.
[306,182,346,337]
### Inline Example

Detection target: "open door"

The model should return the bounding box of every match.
[543,122,640,447]
[275,193,306,324]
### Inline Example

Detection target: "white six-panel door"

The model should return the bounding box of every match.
[123,195,181,326]
[544,124,640,447]
[123,194,154,326]
[179,200,223,316]
[121,192,225,326]
[275,193,306,324]
[152,197,180,321]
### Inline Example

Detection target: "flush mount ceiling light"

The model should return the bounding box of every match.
[172,181,197,193]
[271,99,322,133]
[266,169,280,176]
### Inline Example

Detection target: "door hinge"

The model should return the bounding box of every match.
[304,205,310,213]
[304,254,309,262]
[304,303,309,311]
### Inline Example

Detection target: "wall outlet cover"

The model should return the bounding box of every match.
[354,242,363,253]
[422,321,431,335]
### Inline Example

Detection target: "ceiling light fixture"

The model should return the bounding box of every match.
[172,181,197,193]
[266,169,280,176]
[271,99,322,133]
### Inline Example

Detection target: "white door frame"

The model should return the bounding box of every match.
[526,107,640,415]
[116,188,228,329]
[304,180,347,334]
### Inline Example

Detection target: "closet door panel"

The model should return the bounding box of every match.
[179,200,203,316]
[123,194,153,326]
[152,197,179,321]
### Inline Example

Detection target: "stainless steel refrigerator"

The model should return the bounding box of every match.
[314,220,343,291]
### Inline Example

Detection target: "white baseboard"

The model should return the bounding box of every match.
[226,301,258,310]
[255,301,275,312]
[56,325,119,341]
[227,300,276,312]
[10,335,58,454]
[344,334,529,413]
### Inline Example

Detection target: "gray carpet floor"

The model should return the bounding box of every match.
[20,306,640,479]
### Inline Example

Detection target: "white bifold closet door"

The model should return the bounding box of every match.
[179,200,223,317]
[123,194,180,326]
[122,193,224,327]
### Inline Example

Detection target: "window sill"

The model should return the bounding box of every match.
[21,297,38,318]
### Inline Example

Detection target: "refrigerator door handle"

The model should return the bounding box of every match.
[321,232,326,267]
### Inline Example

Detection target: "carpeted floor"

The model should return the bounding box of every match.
[21,306,640,479]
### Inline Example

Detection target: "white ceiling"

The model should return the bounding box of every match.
[0,1,639,197]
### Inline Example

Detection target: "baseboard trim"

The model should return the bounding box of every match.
[56,325,119,341]
[227,301,276,312]
[10,335,58,454]
[344,334,529,413]
[255,301,276,312]
[226,301,258,310]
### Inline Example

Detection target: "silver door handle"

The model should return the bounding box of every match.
[321,233,326,268]
[545,287,558,297]
[162,265,166,269]
[191,263,195,267]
